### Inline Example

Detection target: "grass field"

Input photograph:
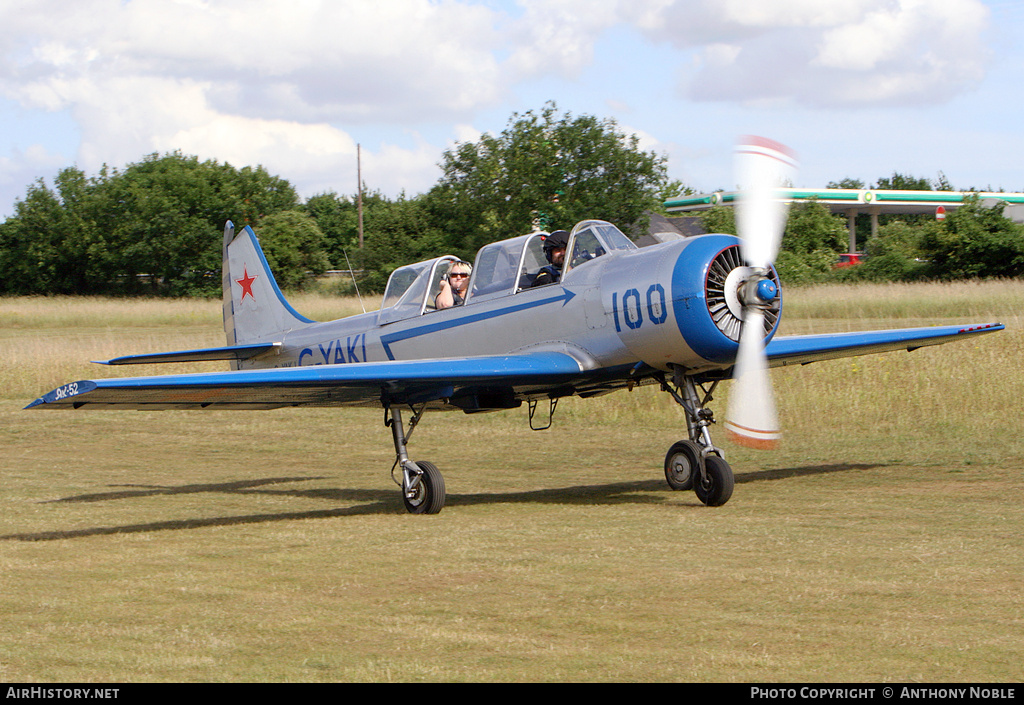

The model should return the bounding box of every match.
[1,281,1022,682]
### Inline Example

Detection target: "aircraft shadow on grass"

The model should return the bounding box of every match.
[2,463,881,542]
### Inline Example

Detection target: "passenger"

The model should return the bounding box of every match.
[435,260,472,309]
[530,230,569,287]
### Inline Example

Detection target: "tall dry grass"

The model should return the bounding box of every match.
[778,278,1024,333]
[0,293,371,399]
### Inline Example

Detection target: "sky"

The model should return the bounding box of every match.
[2,0,1023,221]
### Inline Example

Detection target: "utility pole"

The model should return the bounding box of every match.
[357,144,364,249]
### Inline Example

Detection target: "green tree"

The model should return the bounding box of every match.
[699,204,736,235]
[304,191,360,268]
[873,172,933,191]
[918,195,1024,279]
[358,193,449,293]
[97,153,300,295]
[0,153,302,296]
[0,168,115,294]
[774,201,847,284]
[253,210,330,289]
[0,178,68,294]
[427,102,672,253]
[830,221,928,283]
[783,200,847,254]
[826,178,866,189]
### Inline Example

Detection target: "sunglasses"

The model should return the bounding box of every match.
[449,272,469,278]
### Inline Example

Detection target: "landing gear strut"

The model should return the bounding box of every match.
[386,405,446,514]
[659,368,735,507]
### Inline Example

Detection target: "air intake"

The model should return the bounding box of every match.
[704,245,780,342]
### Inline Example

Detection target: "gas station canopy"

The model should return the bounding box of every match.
[664,189,1024,252]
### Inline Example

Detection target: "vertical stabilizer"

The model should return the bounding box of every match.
[222,222,315,354]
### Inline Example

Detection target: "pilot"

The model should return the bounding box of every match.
[435,260,472,309]
[530,230,569,288]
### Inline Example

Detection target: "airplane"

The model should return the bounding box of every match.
[27,137,1004,514]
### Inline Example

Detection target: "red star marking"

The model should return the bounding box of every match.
[236,266,257,301]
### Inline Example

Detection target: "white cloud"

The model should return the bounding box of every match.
[488,0,992,109]
[452,123,484,145]
[0,0,506,201]
[625,0,991,107]
[503,0,624,79]
[0,0,1000,215]
[0,143,68,208]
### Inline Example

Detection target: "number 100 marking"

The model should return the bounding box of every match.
[612,284,667,332]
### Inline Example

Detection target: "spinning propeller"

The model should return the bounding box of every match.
[724,136,798,450]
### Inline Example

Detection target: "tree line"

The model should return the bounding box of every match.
[1,103,1021,297]
[0,104,673,296]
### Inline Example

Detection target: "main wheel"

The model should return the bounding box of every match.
[402,460,446,515]
[664,440,701,491]
[694,455,734,507]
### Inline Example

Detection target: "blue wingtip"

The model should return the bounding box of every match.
[25,380,99,409]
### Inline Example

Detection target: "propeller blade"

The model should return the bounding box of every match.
[725,136,794,449]
[734,136,798,269]
[725,307,779,450]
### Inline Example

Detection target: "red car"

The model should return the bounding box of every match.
[835,253,863,268]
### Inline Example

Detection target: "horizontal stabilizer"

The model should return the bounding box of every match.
[99,343,282,365]
[766,323,1003,368]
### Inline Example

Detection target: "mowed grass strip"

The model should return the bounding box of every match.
[1,282,1022,682]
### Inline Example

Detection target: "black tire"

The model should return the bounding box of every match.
[694,455,734,507]
[664,440,701,491]
[403,460,446,515]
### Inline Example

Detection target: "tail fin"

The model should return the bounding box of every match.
[222,222,315,355]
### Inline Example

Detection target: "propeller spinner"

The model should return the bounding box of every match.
[724,136,798,449]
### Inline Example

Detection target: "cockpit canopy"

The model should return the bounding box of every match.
[379,255,464,325]
[564,220,637,273]
[379,220,637,325]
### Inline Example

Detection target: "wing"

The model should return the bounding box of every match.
[765,322,1003,368]
[26,352,590,411]
[27,323,1004,411]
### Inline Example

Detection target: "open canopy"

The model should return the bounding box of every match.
[378,220,639,325]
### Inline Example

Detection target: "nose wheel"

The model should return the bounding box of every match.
[694,455,734,507]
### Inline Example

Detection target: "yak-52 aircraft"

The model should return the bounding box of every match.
[28,138,1003,514]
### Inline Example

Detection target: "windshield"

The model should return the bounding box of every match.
[565,220,637,275]
[382,262,430,311]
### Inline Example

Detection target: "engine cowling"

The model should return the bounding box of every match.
[601,234,781,371]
